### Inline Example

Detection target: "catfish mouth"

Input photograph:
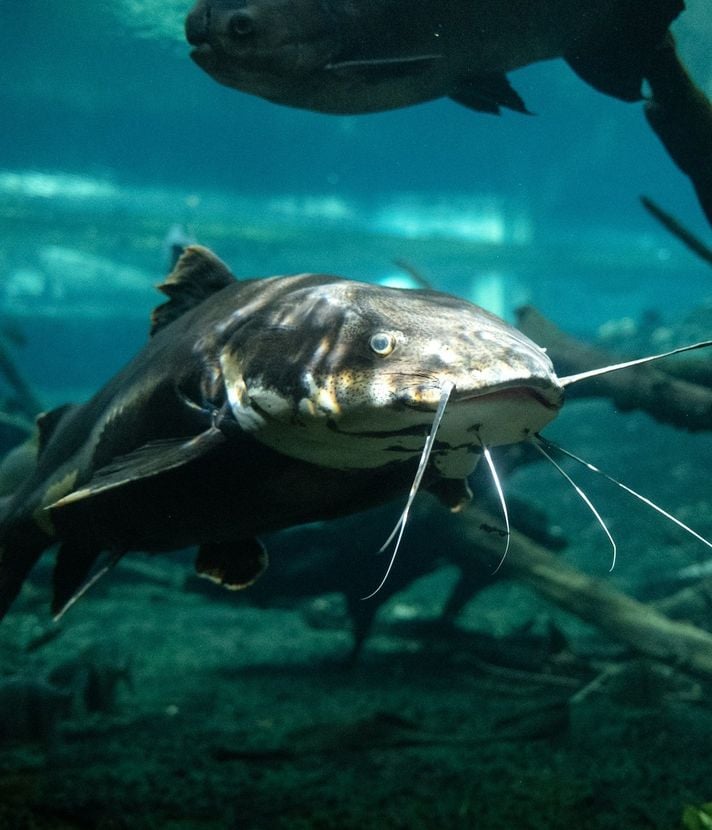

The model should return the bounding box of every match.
[440,378,563,449]
[453,378,564,411]
[403,376,563,413]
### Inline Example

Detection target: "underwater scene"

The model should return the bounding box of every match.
[1,1,712,828]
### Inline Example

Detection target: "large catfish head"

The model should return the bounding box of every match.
[216,275,563,478]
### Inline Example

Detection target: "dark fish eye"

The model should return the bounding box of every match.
[229,12,254,37]
[369,332,396,356]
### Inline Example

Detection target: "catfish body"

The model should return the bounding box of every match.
[0,246,561,620]
[185,0,683,114]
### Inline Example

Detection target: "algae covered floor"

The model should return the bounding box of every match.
[1,388,712,829]
[1,543,712,830]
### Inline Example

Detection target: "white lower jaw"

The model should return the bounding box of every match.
[243,388,559,474]
[249,415,433,471]
[441,388,560,449]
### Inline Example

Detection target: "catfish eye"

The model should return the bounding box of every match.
[369,332,396,356]
[229,11,255,37]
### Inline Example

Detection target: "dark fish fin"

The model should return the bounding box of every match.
[644,35,712,227]
[50,427,226,510]
[565,48,642,101]
[427,477,473,512]
[564,0,683,101]
[450,73,530,115]
[51,542,118,619]
[151,245,237,335]
[37,404,77,455]
[195,538,268,590]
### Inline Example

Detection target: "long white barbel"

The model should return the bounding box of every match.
[363,380,454,600]
[537,436,712,554]
[559,340,712,387]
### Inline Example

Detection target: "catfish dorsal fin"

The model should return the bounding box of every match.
[150,245,237,336]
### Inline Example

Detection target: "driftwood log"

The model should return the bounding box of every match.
[517,305,712,432]
[456,506,712,682]
[641,195,712,267]
[453,304,712,680]
[0,344,41,419]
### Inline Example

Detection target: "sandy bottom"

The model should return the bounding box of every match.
[1,387,712,830]
[1,540,711,830]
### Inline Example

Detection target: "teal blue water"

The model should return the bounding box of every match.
[2,3,711,391]
[1,5,712,829]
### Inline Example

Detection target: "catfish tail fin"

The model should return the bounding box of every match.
[0,522,51,620]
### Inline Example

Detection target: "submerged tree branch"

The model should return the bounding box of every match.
[457,506,712,682]
[641,195,712,266]
[516,305,712,432]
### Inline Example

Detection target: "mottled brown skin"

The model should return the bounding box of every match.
[185,0,683,114]
[0,246,561,621]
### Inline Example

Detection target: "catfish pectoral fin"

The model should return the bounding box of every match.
[195,538,268,590]
[427,477,473,512]
[450,73,530,115]
[50,428,227,510]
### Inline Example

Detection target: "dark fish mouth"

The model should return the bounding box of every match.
[185,4,210,46]
[189,43,250,87]
[190,43,218,72]
[189,43,248,87]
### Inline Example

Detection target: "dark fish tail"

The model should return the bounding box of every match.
[0,519,52,620]
[564,0,683,102]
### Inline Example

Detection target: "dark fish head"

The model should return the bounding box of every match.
[185,0,449,113]
[218,277,563,478]
[186,0,337,101]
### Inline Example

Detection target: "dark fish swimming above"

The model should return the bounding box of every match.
[184,0,682,115]
[184,0,712,225]
[0,246,564,621]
